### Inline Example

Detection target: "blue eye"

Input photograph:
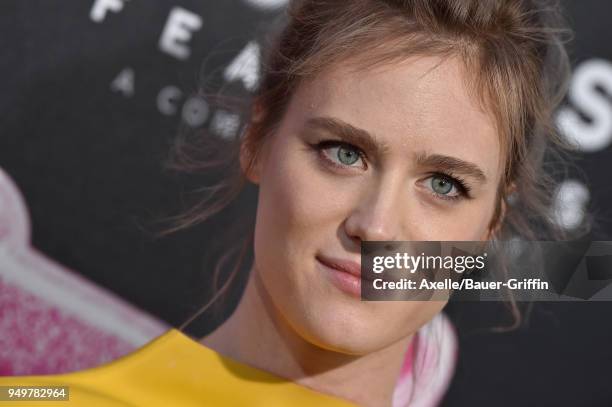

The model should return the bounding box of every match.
[335,145,360,165]
[431,176,454,195]
[426,174,469,201]
[316,141,367,169]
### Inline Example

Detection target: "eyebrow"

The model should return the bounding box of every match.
[305,116,389,156]
[305,116,487,183]
[414,151,487,183]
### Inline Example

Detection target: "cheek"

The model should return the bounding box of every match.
[253,135,355,279]
[463,192,501,239]
[449,205,496,240]
[406,197,498,241]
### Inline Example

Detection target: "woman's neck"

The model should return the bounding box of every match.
[200,268,413,407]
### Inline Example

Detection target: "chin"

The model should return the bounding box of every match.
[285,295,418,355]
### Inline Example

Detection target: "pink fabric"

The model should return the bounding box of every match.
[393,313,458,407]
[0,279,134,375]
[399,331,416,378]
[0,168,167,376]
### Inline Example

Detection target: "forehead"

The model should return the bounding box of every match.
[287,55,503,180]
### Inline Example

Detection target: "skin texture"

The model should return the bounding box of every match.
[202,55,504,407]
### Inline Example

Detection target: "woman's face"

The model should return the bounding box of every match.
[248,55,503,354]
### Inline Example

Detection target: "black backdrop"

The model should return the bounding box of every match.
[2,1,612,406]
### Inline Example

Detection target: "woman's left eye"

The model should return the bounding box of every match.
[317,141,367,169]
[424,174,468,201]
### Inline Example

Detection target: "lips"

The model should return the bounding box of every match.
[316,254,371,281]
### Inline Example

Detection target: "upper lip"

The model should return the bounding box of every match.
[317,254,371,280]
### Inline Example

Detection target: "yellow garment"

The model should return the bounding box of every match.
[0,329,355,406]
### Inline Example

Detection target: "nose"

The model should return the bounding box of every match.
[343,178,404,242]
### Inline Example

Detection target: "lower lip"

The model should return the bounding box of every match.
[317,258,362,298]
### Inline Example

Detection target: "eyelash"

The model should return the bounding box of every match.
[428,172,472,202]
[311,139,472,202]
[312,140,368,170]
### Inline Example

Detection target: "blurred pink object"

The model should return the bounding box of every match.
[0,168,167,376]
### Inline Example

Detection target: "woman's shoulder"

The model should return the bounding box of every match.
[0,329,355,406]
